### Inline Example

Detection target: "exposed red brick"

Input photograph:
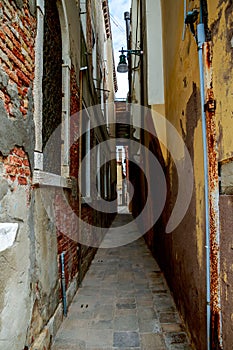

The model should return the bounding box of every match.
[0,39,22,69]
[12,48,25,64]
[20,105,27,115]
[13,147,25,158]
[9,155,22,166]
[23,159,29,166]
[18,86,28,97]
[16,69,31,86]
[18,176,27,185]
[12,23,34,48]
[24,168,31,177]
[4,94,11,104]
[19,167,30,177]
[4,25,20,49]
[0,31,6,41]
[4,67,19,84]
[5,165,18,175]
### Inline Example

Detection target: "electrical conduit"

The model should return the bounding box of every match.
[60,251,67,317]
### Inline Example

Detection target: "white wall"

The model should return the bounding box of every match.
[146,0,164,105]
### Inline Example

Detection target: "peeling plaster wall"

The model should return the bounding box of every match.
[208,0,233,162]
[0,1,116,349]
[130,0,232,348]
[0,1,61,348]
[156,1,207,348]
[0,1,36,348]
[156,0,232,348]
[208,1,233,347]
[0,186,32,349]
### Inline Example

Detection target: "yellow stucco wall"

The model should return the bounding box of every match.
[130,0,232,348]
[159,1,232,348]
[159,1,207,348]
[162,0,206,259]
[208,0,233,161]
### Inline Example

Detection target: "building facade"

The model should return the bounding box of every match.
[0,0,117,349]
[129,0,233,349]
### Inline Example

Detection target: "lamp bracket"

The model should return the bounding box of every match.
[119,48,143,56]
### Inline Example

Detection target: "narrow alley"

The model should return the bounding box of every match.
[0,1,233,350]
[51,215,193,350]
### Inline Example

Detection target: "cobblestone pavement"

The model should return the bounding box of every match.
[51,215,194,350]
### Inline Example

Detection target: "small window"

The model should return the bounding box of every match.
[81,109,91,198]
[42,0,62,175]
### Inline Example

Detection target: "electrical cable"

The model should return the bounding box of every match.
[110,13,125,33]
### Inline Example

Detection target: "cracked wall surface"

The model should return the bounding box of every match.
[0,1,117,349]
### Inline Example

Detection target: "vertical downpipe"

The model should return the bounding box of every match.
[197,11,211,350]
[199,1,223,348]
[60,251,67,317]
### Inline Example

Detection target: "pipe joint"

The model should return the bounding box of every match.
[197,23,205,48]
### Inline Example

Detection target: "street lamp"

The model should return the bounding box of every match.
[117,47,143,73]
[117,48,128,73]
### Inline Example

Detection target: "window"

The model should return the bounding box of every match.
[42,0,62,175]
[81,108,91,198]
[33,0,71,188]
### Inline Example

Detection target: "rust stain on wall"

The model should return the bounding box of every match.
[204,42,223,350]
[205,42,212,70]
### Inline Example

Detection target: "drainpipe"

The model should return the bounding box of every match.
[198,3,223,348]
[197,4,211,350]
[60,251,67,316]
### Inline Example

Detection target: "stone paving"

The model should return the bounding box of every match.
[51,215,194,350]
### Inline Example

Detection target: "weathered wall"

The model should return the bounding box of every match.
[0,0,116,349]
[219,195,233,349]
[0,0,35,157]
[208,0,233,162]
[149,0,233,348]
[153,1,207,348]
[129,0,232,348]
[0,1,36,348]
[207,1,233,347]
[0,148,33,349]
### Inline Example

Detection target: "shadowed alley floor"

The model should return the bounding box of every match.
[51,215,193,350]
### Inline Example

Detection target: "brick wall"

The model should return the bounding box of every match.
[0,146,31,186]
[0,0,36,119]
[55,63,97,297]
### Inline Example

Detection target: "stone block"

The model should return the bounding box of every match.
[30,329,51,350]
[164,332,189,346]
[113,314,138,331]
[141,333,166,349]
[47,303,63,339]
[159,312,178,324]
[221,161,233,194]
[113,332,140,347]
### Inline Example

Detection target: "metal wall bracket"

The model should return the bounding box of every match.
[204,99,216,113]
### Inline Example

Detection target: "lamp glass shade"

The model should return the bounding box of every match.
[117,54,128,73]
